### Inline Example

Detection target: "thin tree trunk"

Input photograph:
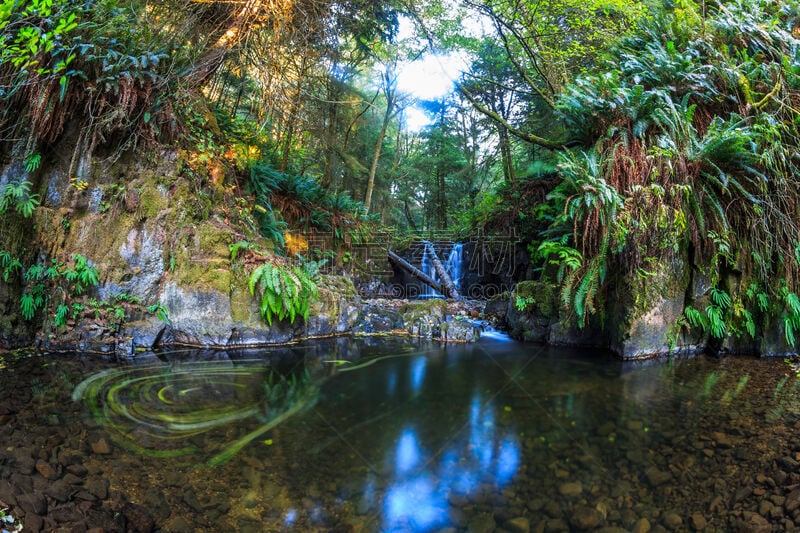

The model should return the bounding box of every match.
[365,115,389,212]
[388,250,443,295]
[498,125,516,183]
[365,67,398,213]
[279,55,307,172]
[423,241,460,299]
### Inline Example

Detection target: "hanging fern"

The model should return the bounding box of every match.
[248,262,318,326]
[0,179,40,218]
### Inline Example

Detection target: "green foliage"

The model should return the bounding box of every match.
[0,250,23,282]
[0,0,177,148]
[248,262,318,326]
[146,303,170,325]
[229,240,258,263]
[0,0,79,71]
[0,179,40,218]
[540,0,800,336]
[0,250,100,322]
[23,153,41,173]
[63,254,99,296]
[248,160,374,247]
[514,295,535,312]
[54,304,69,327]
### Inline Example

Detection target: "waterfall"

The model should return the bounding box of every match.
[445,243,464,293]
[418,242,463,298]
[420,246,436,298]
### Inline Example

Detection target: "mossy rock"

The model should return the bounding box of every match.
[170,223,235,295]
[607,247,694,359]
[512,280,557,319]
[401,298,449,320]
[312,275,357,326]
[133,179,169,220]
[318,274,357,301]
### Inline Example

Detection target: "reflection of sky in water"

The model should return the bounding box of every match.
[410,357,426,395]
[382,393,521,532]
[386,369,398,396]
[283,508,297,527]
[396,428,421,474]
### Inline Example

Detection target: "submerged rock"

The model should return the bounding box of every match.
[122,502,155,533]
[558,482,583,498]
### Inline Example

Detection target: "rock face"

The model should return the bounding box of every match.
[496,246,796,359]
[0,153,366,352]
[506,281,555,343]
[607,248,699,359]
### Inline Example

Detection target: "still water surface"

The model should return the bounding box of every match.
[2,335,800,532]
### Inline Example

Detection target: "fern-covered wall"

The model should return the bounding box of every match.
[0,146,369,353]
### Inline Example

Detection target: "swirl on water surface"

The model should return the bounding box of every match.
[72,358,316,465]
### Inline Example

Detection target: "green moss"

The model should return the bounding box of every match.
[628,249,690,319]
[135,179,168,220]
[488,291,510,304]
[230,285,258,323]
[513,280,557,319]
[318,275,357,300]
[309,275,357,324]
[170,224,235,295]
[401,298,449,321]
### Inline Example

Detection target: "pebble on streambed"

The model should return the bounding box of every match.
[0,508,23,533]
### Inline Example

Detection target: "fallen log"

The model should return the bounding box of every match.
[423,241,461,299]
[387,250,444,295]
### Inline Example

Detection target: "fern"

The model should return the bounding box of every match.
[706,305,726,339]
[785,291,800,317]
[0,179,40,218]
[1,252,22,282]
[64,254,99,295]
[146,304,170,325]
[742,309,756,338]
[54,304,69,327]
[710,287,731,310]
[684,306,708,333]
[19,284,45,320]
[20,294,36,320]
[785,317,796,347]
[23,153,41,173]
[229,240,257,263]
[249,262,318,326]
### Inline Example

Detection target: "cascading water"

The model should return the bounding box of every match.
[420,246,435,298]
[445,243,463,293]
[418,242,463,298]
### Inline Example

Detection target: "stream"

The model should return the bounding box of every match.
[1,335,800,532]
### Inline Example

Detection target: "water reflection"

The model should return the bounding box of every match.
[386,368,398,396]
[410,356,427,394]
[381,395,521,531]
[395,428,422,474]
[5,339,800,532]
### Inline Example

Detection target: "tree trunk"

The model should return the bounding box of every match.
[498,125,516,183]
[423,241,460,299]
[181,0,262,89]
[365,114,389,212]
[365,67,398,214]
[388,250,443,295]
[279,54,308,172]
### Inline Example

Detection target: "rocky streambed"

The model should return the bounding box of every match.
[1,341,800,532]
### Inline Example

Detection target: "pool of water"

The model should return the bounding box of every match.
[1,336,800,532]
